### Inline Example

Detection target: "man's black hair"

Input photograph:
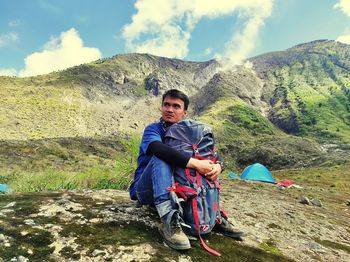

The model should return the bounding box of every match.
[162,89,190,110]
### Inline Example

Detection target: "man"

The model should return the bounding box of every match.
[129,89,243,250]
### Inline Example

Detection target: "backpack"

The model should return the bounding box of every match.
[164,120,225,256]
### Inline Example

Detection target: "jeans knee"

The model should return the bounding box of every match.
[150,156,172,174]
[136,189,154,205]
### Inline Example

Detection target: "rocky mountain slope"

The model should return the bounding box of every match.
[1,40,350,171]
[0,54,219,140]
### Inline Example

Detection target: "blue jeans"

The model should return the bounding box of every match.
[135,156,173,205]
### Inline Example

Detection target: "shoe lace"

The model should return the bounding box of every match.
[168,211,190,234]
[163,211,180,236]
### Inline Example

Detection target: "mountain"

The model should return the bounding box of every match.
[193,40,350,168]
[251,40,350,142]
[1,40,349,171]
[0,54,219,140]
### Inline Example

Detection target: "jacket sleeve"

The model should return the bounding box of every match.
[147,141,190,168]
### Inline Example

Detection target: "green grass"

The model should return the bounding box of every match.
[259,239,283,256]
[0,164,134,193]
[273,164,350,209]
[0,135,140,193]
[315,239,350,254]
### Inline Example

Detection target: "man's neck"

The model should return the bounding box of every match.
[160,118,175,129]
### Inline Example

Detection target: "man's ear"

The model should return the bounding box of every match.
[184,110,188,116]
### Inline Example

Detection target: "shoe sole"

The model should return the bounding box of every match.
[158,227,191,250]
[163,238,191,250]
[223,232,245,239]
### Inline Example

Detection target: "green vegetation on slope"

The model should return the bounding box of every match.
[268,63,350,143]
[0,76,94,140]
[197,99,328,170]
[251,40,350,144]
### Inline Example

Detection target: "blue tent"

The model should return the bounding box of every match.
[0,184,10,193]
[240,163,276,183]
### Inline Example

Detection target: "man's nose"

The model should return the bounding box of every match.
[166,106,174,112]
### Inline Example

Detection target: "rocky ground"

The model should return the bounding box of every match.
[0,178,349,262]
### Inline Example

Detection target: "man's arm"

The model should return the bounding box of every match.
[148,141,216,175]
[147,141,190,167]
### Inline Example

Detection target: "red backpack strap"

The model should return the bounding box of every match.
[220,206,229,220]
[191,167,221,256]
[185,168,194,182]
[214,180,222,191]
[167,183,198,201]
[192,198,221,257]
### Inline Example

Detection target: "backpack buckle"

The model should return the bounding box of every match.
[192,144,199,155]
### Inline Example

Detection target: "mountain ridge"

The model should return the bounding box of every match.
[1,39,349,170]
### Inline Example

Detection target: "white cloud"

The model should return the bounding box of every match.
[334,0,350,16]
[122,0,273,68]
[244,61,253,69]
[8,19,22,27]
[204,48,213,56]
[128,24,190,58]
[0,32,18,47]
[19,28,102,77]
[336,34,350,44]
[0,68,17,76]
[221,15,267,70]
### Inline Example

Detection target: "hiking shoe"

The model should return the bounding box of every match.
[158,211,191,250]
[213,217,244,239]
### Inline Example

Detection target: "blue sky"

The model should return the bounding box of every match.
[0,0,350,77]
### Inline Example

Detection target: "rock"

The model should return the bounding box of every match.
[0,233,6,242]
[286,211,295,218]
[18,256,29,262]
[1,209,14,214]
[10,256,28,262]
[3,202,16,208]
[24,219,35,226]
[178,255,193,262]
[347,200,350,206]
[89,218,101,223]
[92,249,105,256]
[299,196,311,205]
[0,233,11,248]
[125,207,135,213]
[311,199,323,207]
[118,245,126,251]
[20,231,29,236]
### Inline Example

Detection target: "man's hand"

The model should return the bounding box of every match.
[186,158,214,175]
[204,163,221,181]
[186,158,222,181]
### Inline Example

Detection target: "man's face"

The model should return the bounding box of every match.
[161,97,187,124]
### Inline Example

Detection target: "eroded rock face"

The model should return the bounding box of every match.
[0,183,349,262]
